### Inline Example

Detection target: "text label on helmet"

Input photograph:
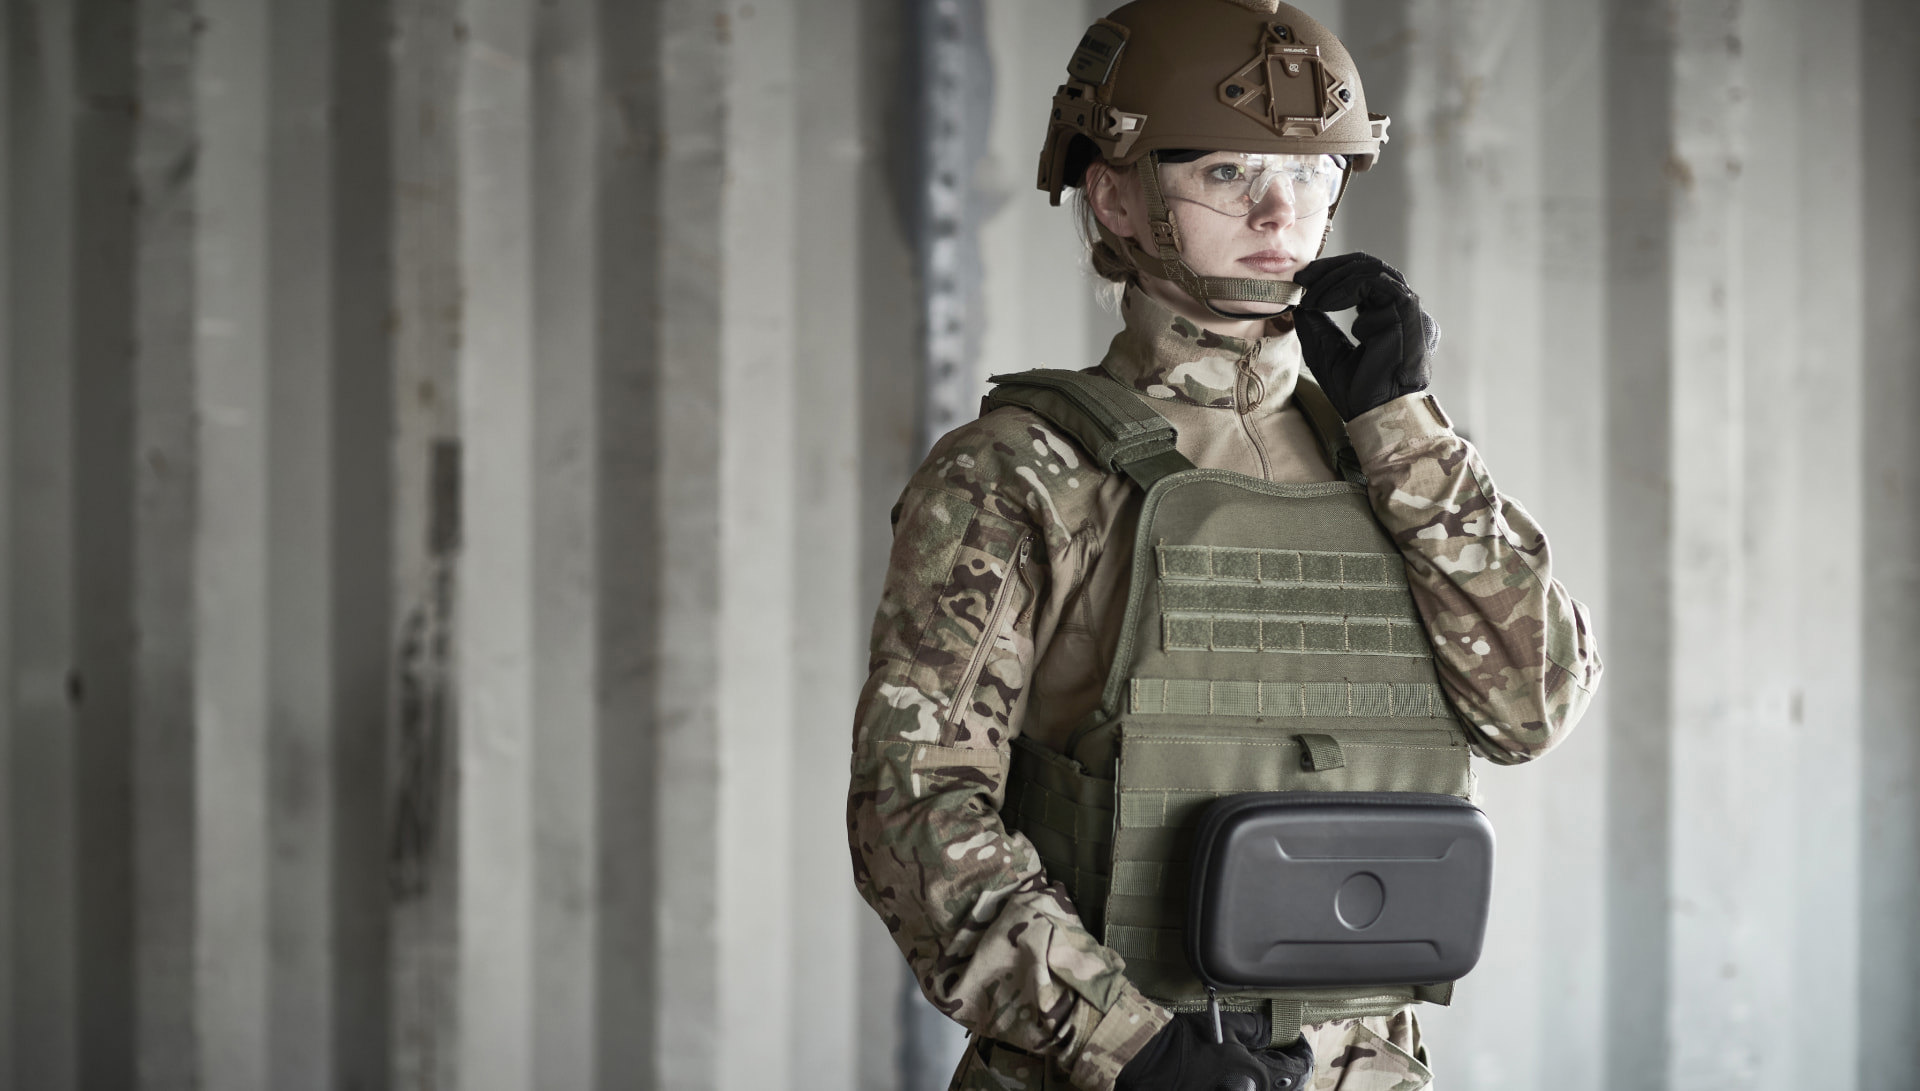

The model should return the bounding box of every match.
[1067,23,1127,88]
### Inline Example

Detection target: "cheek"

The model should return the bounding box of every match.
[1285,213,1329,250]
[1167,208,1249,273]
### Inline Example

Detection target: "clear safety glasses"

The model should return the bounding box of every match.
[1157,152,1347,220]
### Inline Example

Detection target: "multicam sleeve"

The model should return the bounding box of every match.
[1345,392,1604,764]
[848,470,1170,1087]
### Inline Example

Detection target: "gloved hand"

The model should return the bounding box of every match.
[1116,1011,1315,1091]
[1291,252,1441,421]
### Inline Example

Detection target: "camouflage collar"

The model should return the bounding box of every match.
[1098,286,1302,410]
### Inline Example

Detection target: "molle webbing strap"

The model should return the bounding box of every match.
[1269,999,1306,1047]
[1291,377,1367,484]
[1135,155,1184,262]
[983,369,1197,490]
[1265,989,1445,1046]
[1296,733,1346,771]
[1001,734,1116,931]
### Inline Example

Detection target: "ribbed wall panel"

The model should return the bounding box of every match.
[0,0,915,1088]
[3,2,1915,1090]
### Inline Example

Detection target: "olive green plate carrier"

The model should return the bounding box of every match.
[984,369,1483,1039]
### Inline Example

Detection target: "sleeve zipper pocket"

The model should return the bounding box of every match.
[947,533,1033,731]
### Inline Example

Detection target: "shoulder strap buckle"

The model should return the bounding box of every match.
[981,369,1197,490]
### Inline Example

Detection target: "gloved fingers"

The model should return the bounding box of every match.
[1327,270,1420,329]
[1349,292,1415,347]
[1291,250,1367,289]
[1120,1013,1281,1091]
[1295,252,1410,311]
[1252,1064,1303,1090]
[1349,285,1426,367]
[1215,1010,1271,1051]
[1292,310,1360,406]
[1292,309,1357,359]
[1421,310,1442,356]
[1208,1044,1273,1091]
[1252,1052,1313,1091]
[1293,250,1409,292]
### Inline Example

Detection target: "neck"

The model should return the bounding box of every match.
[1134,274,1282,342]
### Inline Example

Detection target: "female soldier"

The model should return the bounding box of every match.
[848,2,1601,1088]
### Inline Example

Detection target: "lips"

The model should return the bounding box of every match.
[1239,250,1297,274]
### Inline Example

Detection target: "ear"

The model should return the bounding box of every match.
[1084,161,1138,242]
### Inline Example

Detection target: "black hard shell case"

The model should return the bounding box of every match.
[1186,791,1495,989]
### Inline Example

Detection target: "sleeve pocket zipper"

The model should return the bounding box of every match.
[947,534,1034,730]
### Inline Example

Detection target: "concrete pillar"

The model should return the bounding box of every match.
[792,0,879,1079]
[851,3,926,1084]
[127,0,236,1084]
[320,0,399,1075]
[71,0,142,1083]
[1597,1,1679,1085]
[588,1,662,1085]
[1777,3,1868,1086]
[388,2,462,1086]
[0,0,14,1078]
[6,1,86,1088]
[1858,3,1920,1089]
[266,0,347,1085]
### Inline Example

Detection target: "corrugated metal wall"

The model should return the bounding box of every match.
[1,1,1916,1090]
[2,0,919,1087]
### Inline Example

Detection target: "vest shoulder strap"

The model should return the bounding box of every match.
[1291,376,1368,486]
[981,369,1197,490]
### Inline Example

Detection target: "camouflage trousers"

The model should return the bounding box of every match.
[948,1010,1432,1091]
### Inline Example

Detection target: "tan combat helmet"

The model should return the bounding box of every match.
[1037,0,1390,315]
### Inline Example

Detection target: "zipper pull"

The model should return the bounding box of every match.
[1239,352,1265,412]
[1013,536,1037,625]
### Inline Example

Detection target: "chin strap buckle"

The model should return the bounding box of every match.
[1149,218,1181,255]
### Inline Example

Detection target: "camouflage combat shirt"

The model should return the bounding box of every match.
[847,287,1604,1090]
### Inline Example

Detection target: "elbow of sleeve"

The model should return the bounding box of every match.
[1466,657,1600,766]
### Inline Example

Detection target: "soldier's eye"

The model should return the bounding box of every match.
[1205,163,1243,183]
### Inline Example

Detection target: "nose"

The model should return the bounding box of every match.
[1247,179,1297,231]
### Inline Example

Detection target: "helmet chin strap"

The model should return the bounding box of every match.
[1104,154,1354,322]
[1210,305,1290,320]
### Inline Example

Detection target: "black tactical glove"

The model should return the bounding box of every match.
[1291,252,1441,421]
[1116,1011,1315,1091]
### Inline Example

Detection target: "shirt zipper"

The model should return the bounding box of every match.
[947,533,1033,730]
[1236,348,1275,481]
